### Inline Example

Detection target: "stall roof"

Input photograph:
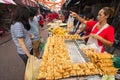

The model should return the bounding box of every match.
[0,0,17,5]
[0,0,6,4]
[62,0,117,10]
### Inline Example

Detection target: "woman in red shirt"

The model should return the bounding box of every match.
[70,7,114,52]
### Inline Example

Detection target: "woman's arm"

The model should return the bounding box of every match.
[70,11,87,24]
[81,35,90,40]
[75,23,86,34]
[18,38,31,57]
[90,34,113,46]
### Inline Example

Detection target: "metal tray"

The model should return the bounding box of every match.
[65,40,90,63]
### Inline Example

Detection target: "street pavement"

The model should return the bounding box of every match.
[0,40,25,80]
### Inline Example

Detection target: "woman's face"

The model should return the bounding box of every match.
[97,9,107,23]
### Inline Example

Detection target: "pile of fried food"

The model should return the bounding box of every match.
[50,27,67,35]
[54,34,80,40]
[48,26,81,40]
[81,47,118,75]
[38,36,118,80]
[38,36,99,80]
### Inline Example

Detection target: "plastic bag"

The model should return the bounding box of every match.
[39,37,45,54]
[24,55,41,80]
[102,75,115,80]
[112,55,120,68]
[67,15,74,32]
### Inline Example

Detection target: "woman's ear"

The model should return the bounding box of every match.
[105,15,109,19]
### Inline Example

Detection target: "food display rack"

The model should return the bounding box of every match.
[65,40,90,63]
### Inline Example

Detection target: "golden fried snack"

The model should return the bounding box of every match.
[97,53,113,59]
[86,62,95,69]
[99,59,113,63]
[72,63,80,70]
[62,72,70,78]
[76,70,84,76]
[46,72,54,80]
[38,72,46,79]
[100,67,118,75]
[70,70,77,76]
[54,72,62,79]
[97,62,113,67]
[84,69,91,75]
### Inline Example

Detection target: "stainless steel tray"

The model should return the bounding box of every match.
[65,40,90,63]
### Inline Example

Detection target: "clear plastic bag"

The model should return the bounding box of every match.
[24,55,41,80]
[67,15,74,32]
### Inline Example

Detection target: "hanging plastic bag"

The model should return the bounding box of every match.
[67,15,74,32]
[24,55,41,80]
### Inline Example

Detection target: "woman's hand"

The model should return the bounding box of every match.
[70,11,87,24]
[70,11,78,18]
[18,38,32,58]
[75,30,80,34]
[29,34,34,39]
[90,34,100,39]
[81,35,89,40]
[90,33,113,46]
[27,54,31,58]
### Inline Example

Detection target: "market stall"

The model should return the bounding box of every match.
[25,19,119,80]
[37,35,117,80]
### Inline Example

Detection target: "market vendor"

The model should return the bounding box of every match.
[70,7,114,52]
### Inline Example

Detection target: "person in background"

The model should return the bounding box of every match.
[0,23,5,37]
[58,13,65,23]
[75,15,87,36]
[76,13,95,42]
[37,10,44,28]
[71,7,114,52]
[29,7,41,58]
[10,5,32,65]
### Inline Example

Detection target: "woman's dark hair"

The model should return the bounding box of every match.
[29,7,37,17]
[102,7,114,18]
[102,7,114,24]
[11,5,30,30]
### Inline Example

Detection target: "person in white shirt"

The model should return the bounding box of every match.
[29,7,41,58]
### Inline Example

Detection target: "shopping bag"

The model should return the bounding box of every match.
[24,55,41,80]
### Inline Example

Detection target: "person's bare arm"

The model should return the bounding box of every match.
[81,35,90,40]
[18,38,31,57]
[75,24,86,34]
[70,11,87,24]
[90,34,113,46]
